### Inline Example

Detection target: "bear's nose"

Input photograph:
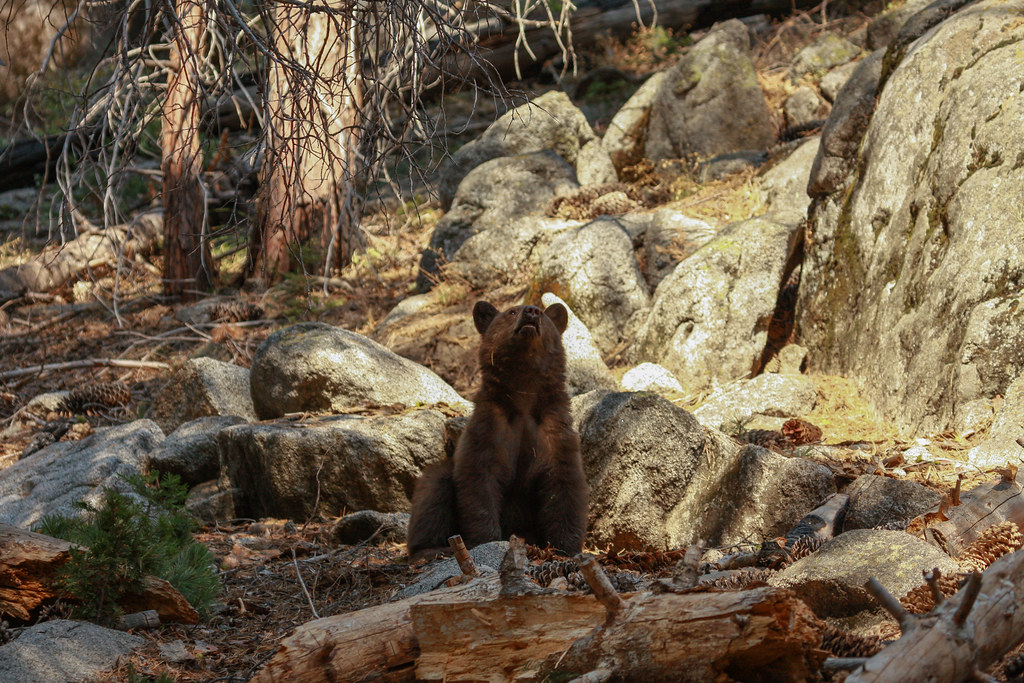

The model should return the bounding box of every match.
[521,306,542,322]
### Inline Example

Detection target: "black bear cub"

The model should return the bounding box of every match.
[407,301,589,561]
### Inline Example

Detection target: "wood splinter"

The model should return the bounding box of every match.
[499,535,533,595]
[448,535,479,577]
[575,553,626,618]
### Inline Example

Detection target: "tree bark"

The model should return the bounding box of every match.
[161,0,213,300]
[254,0,364,281]
[849,548,1024,682]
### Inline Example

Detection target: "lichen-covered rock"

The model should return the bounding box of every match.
[602,72,666,172]
[769,529,958,622]
[843,475,942,530]
[631,214,802,395]
[784,86,828,127]
[150,357,255,434]
[621,363,683,394]
[642,209,716,290]
[788,34,861,82]
[799,2,1024,436]
[645,20,774,161]
[967,375,1024,469]
[417,151,578,291]
[0,619,144,682]
[537,218,651,354]
[760,136,820,216]
[693,373,817,431]
[250,323,471,419]
[435,91,596,210]
[218,409,447,519]
[576,139,618,185]
[0,420,163,528]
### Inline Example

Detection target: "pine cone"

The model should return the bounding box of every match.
[58,382,131,415]
[820,625,885,658]
[901,575,960,614]
[210,301,264,323]
[780,418,823,445]
[590,191,639,217]
[958,521,1023,573]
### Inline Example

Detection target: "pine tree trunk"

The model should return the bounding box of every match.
[160,0,213,300]
[255,0,364,281]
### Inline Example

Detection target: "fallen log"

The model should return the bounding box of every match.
[0,212,162,295]
[849,546,1024,682]
[256,539,826,682]
[0,523,198,624]
[436,0,821,84]
[910,447,1024,557]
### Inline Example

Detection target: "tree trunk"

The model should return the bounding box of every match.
[160,0,213,300]
[254,0,364,281]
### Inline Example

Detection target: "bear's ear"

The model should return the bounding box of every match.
[544,303,568,334]
[473,301,499,334]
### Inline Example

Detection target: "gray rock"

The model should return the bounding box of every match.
[541,292,618,396]
[788,34,861,81]
[967,374,1024,469]
[806,48,884,198]
[865,0,934,51]
[760,136,820,216]
[150,357,256,434]
[185,479,238,523]
[642,209,716,290]
[149,415,246,486]
[784,86,828,127]
[435,91,596,210]
[218,409,447,519]
[446,216,579,290]
[418,151,579,290]
[0,420,162,528]
[799,4,1024,436]
[331,510,410,544]
[844,474,942,530]
[249,322,470,419]
[0,619,144,682]
[576,139,618,185]
[537,218,651,354]
[819,60,860,103]
[646,20,774,161]
[631,215,802,395]
[397,541,509,598]
[693,373,817,431]
[769,529,958,620]
[579,392,832,550]
[602,72,666,172]
[621,363,683,394]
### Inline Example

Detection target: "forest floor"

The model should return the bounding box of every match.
[0,6,1000,681]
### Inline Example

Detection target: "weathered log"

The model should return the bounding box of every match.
[911,463,1024,557]
[849,547,1024,682]
[253,575,502,683]
[0,212,162,294]
[0,523,198,624]
[551,587,826,682]
[437,0,821,84]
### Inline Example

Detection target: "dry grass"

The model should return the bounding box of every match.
[805,374,903,448]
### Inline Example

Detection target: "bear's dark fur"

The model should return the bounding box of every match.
[407,301,589,561]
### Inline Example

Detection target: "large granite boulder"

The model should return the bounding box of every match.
[249,323,471,419]
[417,151,578,290]
[537,218,651,355]
[645,20,774,161]
[631,214,802,395]
[150,357,255,434]
[435,91,596,210]
[798,2,1024,436]
[576,392,834,550]
[218,409,447,520]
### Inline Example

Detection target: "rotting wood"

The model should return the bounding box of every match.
[0,212,163,295]
[850,549,1024,683]
[911,444,1024,557]
[0,524,198,624]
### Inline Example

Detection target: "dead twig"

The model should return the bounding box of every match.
[0,358,171,380]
